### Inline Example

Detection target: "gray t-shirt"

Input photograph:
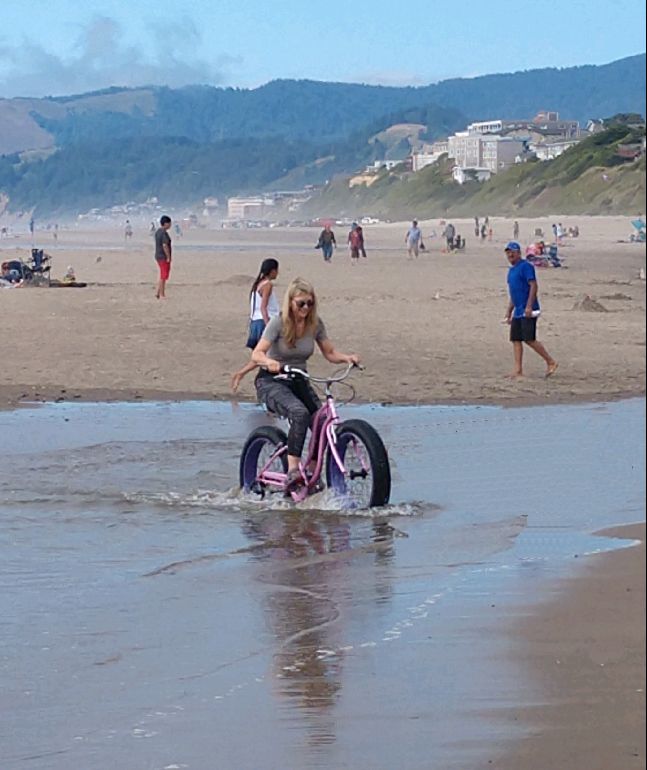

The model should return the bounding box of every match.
[155,227,171,260]
[262,315,328,369]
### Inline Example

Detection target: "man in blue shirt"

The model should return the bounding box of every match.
[505,241,558,379]
[405,220,423,259]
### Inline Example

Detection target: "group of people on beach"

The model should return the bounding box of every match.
[315,222,367,263]
[151,214,557,493]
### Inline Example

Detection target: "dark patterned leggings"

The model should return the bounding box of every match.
[255,374,321,456]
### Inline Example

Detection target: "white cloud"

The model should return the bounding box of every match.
[0,15,239,97]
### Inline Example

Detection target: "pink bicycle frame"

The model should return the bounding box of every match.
[255,394,346,496]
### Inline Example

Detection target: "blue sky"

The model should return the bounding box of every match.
[0,0,645,97]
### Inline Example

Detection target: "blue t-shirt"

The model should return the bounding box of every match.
[406,226,422,244]
[507,259,540,318]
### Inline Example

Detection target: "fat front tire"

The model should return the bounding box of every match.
[326,419,391,508]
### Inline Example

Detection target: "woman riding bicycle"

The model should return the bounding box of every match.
[251,277,360,491]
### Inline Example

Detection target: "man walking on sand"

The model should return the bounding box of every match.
[504,241,558,379]
[154,215,172,299]
[405,219,423,259]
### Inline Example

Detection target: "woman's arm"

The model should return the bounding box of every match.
[317,337,360,366]
[259,282,272,324]
[251,337,281,373]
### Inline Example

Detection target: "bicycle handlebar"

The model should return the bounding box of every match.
[276,362,362,384]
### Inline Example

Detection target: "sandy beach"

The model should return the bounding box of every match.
[1,214,645,768]
[0,215,645,408]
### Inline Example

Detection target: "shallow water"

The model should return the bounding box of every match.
[0,398,644,770]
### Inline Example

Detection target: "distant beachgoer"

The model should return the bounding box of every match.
[317,225,336,262]
[442,222,455,252]
[405,220,423,259]
[154,215,172,299]
[124,220,133,241]
[231,258,280,392]
[174,223,183,238]
[488,226,493,242]
[504,241,558,379]
[552,223,558,242]
[150,221,156,236]
[53,224,58,242]
[348,223,362,263]
[513,221,520,240]
[474,216,480,238]
[556,223,564,245]
[356,224,367,258]
[480,224,487,241]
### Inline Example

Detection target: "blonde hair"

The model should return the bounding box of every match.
[281,277,319,347]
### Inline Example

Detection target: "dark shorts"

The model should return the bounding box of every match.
[349,246,360,259]
[157,258,171,280]
[510,317,537,342]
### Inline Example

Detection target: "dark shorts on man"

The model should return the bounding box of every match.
[157,259,171,280]
[510,317,537,342]
[349,247,360,259]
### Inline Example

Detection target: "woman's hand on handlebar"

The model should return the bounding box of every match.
[346,354,361,367]
[264,359,282,374]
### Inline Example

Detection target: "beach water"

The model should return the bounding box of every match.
[0,398,644,769]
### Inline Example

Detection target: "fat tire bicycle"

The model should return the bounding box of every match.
[239,364,391,508]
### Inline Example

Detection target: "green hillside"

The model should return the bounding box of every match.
[301,123,647,219]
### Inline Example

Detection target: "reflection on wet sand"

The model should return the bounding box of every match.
[243,512,395,748]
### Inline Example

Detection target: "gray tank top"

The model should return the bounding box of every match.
[261,315,328,369]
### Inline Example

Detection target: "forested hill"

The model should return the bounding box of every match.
[0,54,644,155]
[0,55,644,216]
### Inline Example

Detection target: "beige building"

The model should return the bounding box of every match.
[448,131,482,168]
[411,140,449,171]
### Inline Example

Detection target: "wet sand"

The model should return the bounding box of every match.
[0,215,645,409]
[487,523,645,770]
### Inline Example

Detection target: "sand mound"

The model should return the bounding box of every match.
[572,294,608,312]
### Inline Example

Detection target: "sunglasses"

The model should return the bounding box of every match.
[294,299,314,309]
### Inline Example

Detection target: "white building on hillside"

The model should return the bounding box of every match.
[531,138,581,160]
[452,166,492,184]
[448,131,482,167]
[467,119,504,135]
[227,196,273,220]
[448,133,526,173]
[480,136,527,172]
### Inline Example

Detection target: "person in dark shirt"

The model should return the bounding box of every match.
[317,225,337,262]
[154,215,172,299]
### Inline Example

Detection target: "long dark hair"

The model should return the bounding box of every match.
[250,258,279,296]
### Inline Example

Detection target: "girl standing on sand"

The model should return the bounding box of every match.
[230,259,280,392]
